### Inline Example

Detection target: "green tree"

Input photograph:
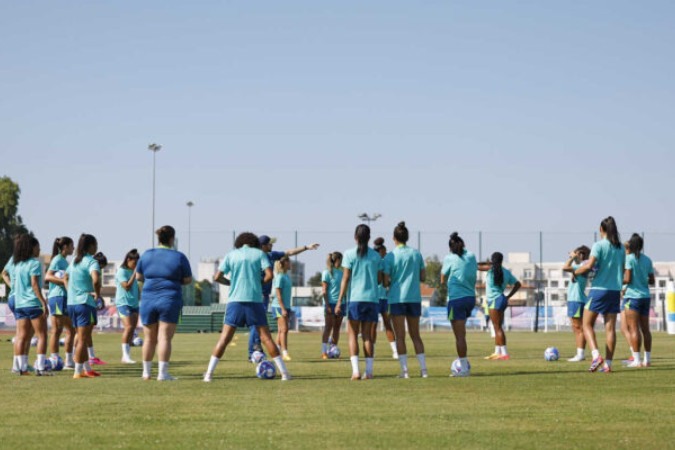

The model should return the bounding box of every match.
[0,176,29,269]
[307,271,323,287]
[424,255,447,306]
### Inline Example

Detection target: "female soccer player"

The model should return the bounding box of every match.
[137,226,192,381]
[335,224,383,380]
[115,249,140,364]
[45,237,75,369]
[478,252,521,361]
[622,234,654,368]
[441,232,477,377]
[66,234,102,378]
[203,232,290,382]
[271,255,293,361]
[562,245,590,362]
[321,252,344,359]
[373,237,398,360]
[3,253,34,372]
[12,235,49,375]
[384,222,427,378]
[575,217,625,373]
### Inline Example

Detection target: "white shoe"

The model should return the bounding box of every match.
[203,372,213,383]
[626,361,642,368]
[121,358,136,364]
[281,373,292,381]
[63,364,75,370]
[567,355,585,362]
[398,371,410,379]
[420,369,429,378]
[157,374,177,381]
[392,352,399,360]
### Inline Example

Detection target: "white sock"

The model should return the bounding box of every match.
[272,356,289,377]
[321,343,327,353]
[50,352,59,359]
[21,355,28,370]
[206,356,219,375]
[75,363,84,375]
[417,354,427,372]
[66,353,74,365]
[631,351,641,364]
[629,346,635,353]
[350,355,359,375]
[13,356,20,372]
[37,354,46,370]
[644,351,651,363]
[576,348,585,358]
[158,361,169,377]
[142,361,152,377]
[500,345,508,355]
[459,357,469,371]
[494,345,500,355]
[605,359,612,368]
[84,361,92,372]
[365,357,374,374]
[88,347,96,359]
[282,350,289,357]
[122,344,131,359]
[398,354,409,373]
[390,341,397,354]
[591,349,600,359]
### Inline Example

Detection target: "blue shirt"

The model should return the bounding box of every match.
[262,250,286,297]
[567,263,588,303]
[441,250,477,301]
[384,245,425,304]
[485,267,518,302]
[625,253,654,299]
[137,248,191,303]
[219,245,271,303]
[3,257,15,296]
[271,273,292,308]
[590,239,625,291]
[47,254,69,299]
[321,268,343,304]
[341,247,383,303]
[67,254,100,307]
[115,267,140,308]
[13,258,43,309]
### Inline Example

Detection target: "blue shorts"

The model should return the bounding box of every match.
[348,302,378,323]
[14,306,44,320]
[225,302,269,328]
[325,303,344,316]
[488,295,508,312]
[623,297,650,317]
[48,296,68,316]
[389,302,422,317]
[68,304,97,328]
[585,289,620,315]
[567,302,585,319]
[272,306,291,319]
[141,299,182,326]
[117,305,140,318]
[8,295,15,314]
[447,297,476,321]
[378,299,388,315]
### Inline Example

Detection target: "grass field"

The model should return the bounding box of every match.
[1,330,674,449]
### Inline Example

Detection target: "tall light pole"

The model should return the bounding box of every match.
[358,213,382,227]
[148,143,162,248]
[186,201,194,262]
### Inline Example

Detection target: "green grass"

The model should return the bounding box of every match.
[1,330,674,449]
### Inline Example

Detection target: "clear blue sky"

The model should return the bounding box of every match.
[2,1,675,277]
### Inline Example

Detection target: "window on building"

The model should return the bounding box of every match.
[550,280,559,288]
[524,269,533,279]
[659,280,666,288]
[551,294,559,301]
[564,280,570,288]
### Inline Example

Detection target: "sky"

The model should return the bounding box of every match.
[2,1,675,279]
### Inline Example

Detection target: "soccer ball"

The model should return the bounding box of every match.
[327,344,341,359]
[54,270,65,279]
[49,355,64,371]
[450,358,471,377]
[250,350,266,364]
[36,358,53,371]
[132,336,144,347]
[544,347,559,361]
[59,337,66,347]
[256,361,276,379]
[30,336,38,347]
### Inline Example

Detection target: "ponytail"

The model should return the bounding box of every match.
[600,216,621,248]
[491,252,504,287]
[326,252,342,278]
[449,232,465,257]
[628,233,644,260]
[355,224,371,258]
[52,236,73,259]
[74,234,97,264]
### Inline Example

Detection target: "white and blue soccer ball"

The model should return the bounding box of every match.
[49,355,64,371]
[54,270,65,279]
[250,350,266,364]
[36,358,53,371]
[30,336,38,347]
[327,344,341,359]
[132,336,144,347]
[451,358,471,377]
[544,347,560,361]
[59,337,66,347]
[256,361,276,379]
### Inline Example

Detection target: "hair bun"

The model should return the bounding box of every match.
[397,221,406,228]
[450,232,459,239]
[374,237,385,246]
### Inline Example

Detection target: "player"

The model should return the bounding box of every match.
[271,255,293,361]
[321,252,344,358]
[45,237,75,369]
[562,245,590,362]
[373,237,398,360]
[115,249,140,364]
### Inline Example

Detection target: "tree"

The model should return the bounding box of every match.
[307,271,323,287]
[0,176,29,269]
[424,255,447,306]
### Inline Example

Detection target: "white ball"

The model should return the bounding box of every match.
[327,344,341,359]
[54,270,65,279]
[11,336,17,344]
[132,336,144,347]
[450,358,471,377]
[256,361,276,379]
[544,347,560,361]
[59,337,65,346]
[30,336,38,347]
[250,350,266,364]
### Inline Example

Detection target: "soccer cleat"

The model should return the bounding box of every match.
[642,361,651,368]
[89,357,107,365]
[599,363,612,373]
[84,370,101,377]
[142,375,152,381]
[588,356,605,372]
[121,358,136,364]
[63,363,75,370]
[351,373,361,381]
[361,373,373,380]
[625,361,642,368]
[26,365,35,373]
[498,354,511,361]
[203,373,213,383]
[321,353,328,360]
[567,355,586,362]
[19,370,31,376]
[398,371,410,379]
[73,373,89,379]
[392,352,399,360]
[157,374,177,381]
[282,354,292,362]
[484,353,501,360]
[420,369,429,378]
[281,374,292,381]
[36,369,53,376]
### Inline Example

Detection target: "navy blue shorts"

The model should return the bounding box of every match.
[348,302,378,323]
[325,303,344,316]
[48,296,68,316]
[585,289,620,315]
[117,305,140,318]
[567,302,585,319]
[623,297,650,317]
[141,299,182,326]
[68,304,97,328]
[389,302,422,317]
[8,295,15,314]
[488,295,508,312]
[378,299,388,315]
[225,302,269,328]
[447,297,476,321]
[15,306,44,320]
